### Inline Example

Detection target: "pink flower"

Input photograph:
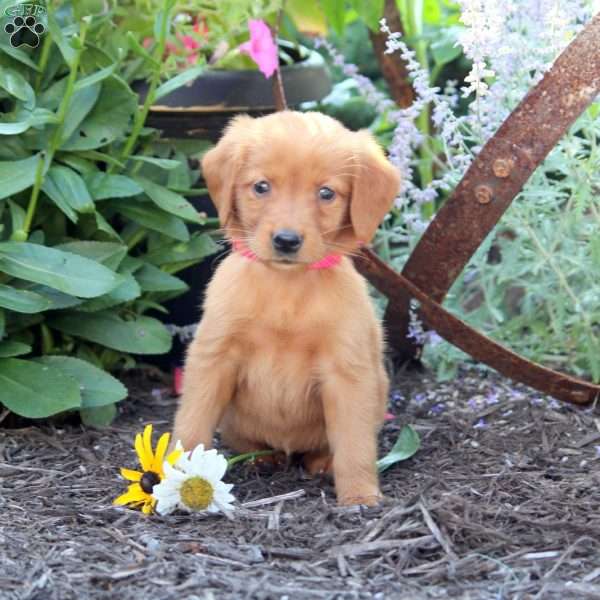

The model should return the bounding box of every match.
[179,34,200,64]
[239,19,278,79]
[180,34,200,51]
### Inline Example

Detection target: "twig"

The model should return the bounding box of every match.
[271,1,288,111]
[419,500,457,560]
[241,489,305,508]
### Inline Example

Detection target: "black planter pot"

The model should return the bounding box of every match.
[136,45,332,140]
[138,48,331,372]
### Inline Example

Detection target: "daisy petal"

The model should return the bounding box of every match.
[163,461,187,482]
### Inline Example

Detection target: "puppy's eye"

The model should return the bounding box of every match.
[318,186,336,202]
[253,180,270,195]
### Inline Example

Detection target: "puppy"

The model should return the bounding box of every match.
[173,111,400,505]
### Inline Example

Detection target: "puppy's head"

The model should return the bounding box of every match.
[202,111,400,268]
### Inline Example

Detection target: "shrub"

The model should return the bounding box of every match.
[0,0,219,424]
[318,1,600,384]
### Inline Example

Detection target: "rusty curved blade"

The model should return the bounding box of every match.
[401,12,600,301]
[356,249,600,405]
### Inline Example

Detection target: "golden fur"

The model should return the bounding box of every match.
[172,111,400,505]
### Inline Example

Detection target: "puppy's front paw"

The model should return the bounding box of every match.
[338,494,382,507]
[337,492,382,507]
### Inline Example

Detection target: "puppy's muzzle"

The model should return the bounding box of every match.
[272,229,303,256]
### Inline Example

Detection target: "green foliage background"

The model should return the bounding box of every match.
[0,0,219,424]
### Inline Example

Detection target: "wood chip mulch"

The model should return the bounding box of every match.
[1,366,599,600]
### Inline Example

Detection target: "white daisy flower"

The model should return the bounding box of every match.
[152,444,236,516]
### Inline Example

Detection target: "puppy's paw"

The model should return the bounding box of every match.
[336,483,382,507]
[302,451,333,477]
[337,493,382,507]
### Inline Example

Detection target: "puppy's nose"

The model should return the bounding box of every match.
[272,229,303,254]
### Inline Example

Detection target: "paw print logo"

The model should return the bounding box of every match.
[5,15,45,48]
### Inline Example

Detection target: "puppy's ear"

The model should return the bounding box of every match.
[201,115,253,227]
[350,131,400,243]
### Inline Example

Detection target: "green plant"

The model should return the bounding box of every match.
[0,0,219,424]
[114,0,282,75]
[311,0,599,385]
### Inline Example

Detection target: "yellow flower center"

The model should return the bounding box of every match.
[180,476,214,510]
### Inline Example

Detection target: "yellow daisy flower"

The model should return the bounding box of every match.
[113,424,182,515]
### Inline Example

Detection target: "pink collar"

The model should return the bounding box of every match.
[232,239,342,270]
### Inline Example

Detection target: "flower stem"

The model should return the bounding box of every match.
[110,2,171,173]
[34,34,52,93]
[227,450,275,467]
[23,18,88,235]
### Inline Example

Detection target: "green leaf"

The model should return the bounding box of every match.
[126,31,160,68]
[57,154,97,176]
[47,11,77,66]
[377,425,421,472]
[0,242,121,298]
[78,150,124,170]
[0,154,41,200]
[7,199,25,233]
[115,201,190,241]
[0,108,59,135]
[0,357,81,418]
[61,76,136,151]
[0,42,41,71]
[35,356,127,408]
[154,65,205,101]
[42,165,95,217]
[0,284,51,313]
[431,28,462,66]
[53,241,127,270]
[144,232,218,265]
[94,211,121,240]
[0,67,34,109]
[135,262,188,292]
[49,312,172,354]
[74,63,117,91]
[167,150,193,190]
[321,0,346,35]
[20,284,82,310]
[286,0,328,35]
[85,173,143,200]
[129,156,180,170]
[59,83,102,143]
[135,176,203,223]
[80,402,117,427]
[0,341,31,357]
[77,273,141,311]
[28,82,101,150]
[349,0,384,31]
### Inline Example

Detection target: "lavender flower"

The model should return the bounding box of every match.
[429,402,446,415]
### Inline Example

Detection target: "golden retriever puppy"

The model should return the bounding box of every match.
[173,111,400,505]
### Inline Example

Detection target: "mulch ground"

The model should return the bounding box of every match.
[1,365,600,600]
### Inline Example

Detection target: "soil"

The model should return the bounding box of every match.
[1,365,600,600]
